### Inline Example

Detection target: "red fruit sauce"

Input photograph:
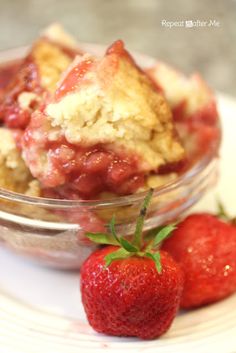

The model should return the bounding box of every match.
[55,58,95,100]
[26,134,145,199]
[172,99,218,126]
[0,58,43,129]
[0,60,22,89]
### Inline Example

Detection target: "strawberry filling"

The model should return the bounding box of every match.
[42,142,145,199]
[0,58,43,129]
[172,99,218,126]
[55,58,95,100]
[23,111,145,199]
[0,60,22,90]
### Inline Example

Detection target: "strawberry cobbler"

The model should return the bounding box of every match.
[0,25,219,201]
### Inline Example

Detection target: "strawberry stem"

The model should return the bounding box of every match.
[133,188,154,250]
[85,188,176,273]
[109,215,120,244]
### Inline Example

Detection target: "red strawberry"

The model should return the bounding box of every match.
[162,212,236,309]
[80,189,183,339]
[81,246,183,339]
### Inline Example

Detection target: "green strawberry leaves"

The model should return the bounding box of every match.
[105,248,130,266]
[216,200,236,225]
[153,224,177,247]
[119,238,138,252]
[85,232,119,246]
[86,219,138,252]
[109,215,120,244]
[85,189,177,273]
[145,252,162,273]
[133,188,154,248]
[217,200,229,220]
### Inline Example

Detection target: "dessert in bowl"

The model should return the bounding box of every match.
[0,24,220,268]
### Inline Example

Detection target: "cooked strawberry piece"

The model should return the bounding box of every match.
[73,173,103,197]
[84,151,111,173]
[115,174,145,195]
[107,160,134,184]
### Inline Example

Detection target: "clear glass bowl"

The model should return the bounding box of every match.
[0,46,220,269]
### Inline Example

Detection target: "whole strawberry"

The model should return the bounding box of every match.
[162,212,236,309]
[80,190,183,339]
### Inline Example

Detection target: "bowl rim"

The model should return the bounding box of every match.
[0,45,220,208]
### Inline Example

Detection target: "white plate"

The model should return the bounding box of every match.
[0,92,236,353]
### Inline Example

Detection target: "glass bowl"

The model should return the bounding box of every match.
[0,45,220,269]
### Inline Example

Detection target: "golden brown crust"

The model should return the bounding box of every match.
[31,40,74,92]
[0,128,35,193]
